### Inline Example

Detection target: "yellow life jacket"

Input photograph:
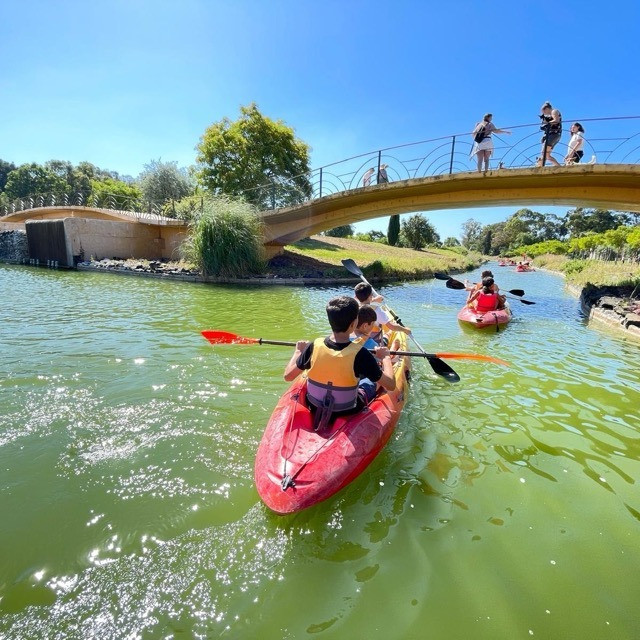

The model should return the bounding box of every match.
[306,337,363,412]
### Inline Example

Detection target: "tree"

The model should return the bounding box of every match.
[325,224,354,237]
[461,218,484,250]
[196,103,312,209]
[138,159,194,205]
[565,208,629,237]
[4,163,69,200]
[401,214,439,250]
[387,214,400,246]
[88,178,142,209]
[0,160,16,192]
[443,236,461,247]
[482,228,493,255]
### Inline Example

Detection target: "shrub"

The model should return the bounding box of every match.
[181,196,265,277]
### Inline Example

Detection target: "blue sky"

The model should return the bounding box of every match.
[1,0,639,239]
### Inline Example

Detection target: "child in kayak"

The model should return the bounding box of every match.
[465,270,506,308]
[283,296,396,430]
[353,283,411,345]
[467,277,499,312]
[351,304,380,350]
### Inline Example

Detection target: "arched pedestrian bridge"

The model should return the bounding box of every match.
[259,164,640,256]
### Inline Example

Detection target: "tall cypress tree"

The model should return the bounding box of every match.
[387,214,400,246]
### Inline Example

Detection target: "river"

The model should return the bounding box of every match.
[0,263,638,639]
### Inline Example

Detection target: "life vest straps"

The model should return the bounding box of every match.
[307,379,359,412]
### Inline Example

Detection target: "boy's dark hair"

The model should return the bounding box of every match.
[482,276,494,293]
[481,270,494,278]
[326,296,359,333]
[354,282,372,302]
[357,304,377,327]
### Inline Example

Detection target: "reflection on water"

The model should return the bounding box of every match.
[0,264,639,639]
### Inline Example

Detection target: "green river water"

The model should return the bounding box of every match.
[0,263,638,639]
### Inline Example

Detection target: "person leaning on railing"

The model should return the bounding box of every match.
[471,113,511,173]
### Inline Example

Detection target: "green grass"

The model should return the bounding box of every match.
[283,235,483,279]
[534,253,640,287]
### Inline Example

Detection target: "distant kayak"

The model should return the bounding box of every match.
[457,304,512,330]
[254,332,411,514]
[516,265,535,272]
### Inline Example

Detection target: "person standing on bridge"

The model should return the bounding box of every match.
[471,114,511,173]
[536,101,562,166]
[564,122,585,164]
[377,164,389,184]
[362,167,375,187]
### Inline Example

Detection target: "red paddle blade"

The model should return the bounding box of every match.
[434,352,510,366]
[201,330,258,345]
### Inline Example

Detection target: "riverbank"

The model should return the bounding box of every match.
[70,235,483,285]
[533,253,640,340]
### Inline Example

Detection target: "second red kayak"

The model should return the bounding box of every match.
[457,304,512,330]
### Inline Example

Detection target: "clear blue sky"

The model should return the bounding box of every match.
[1,0,639,239]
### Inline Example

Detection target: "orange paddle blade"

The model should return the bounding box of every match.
[434,353,510,366]
[201,330,258,345]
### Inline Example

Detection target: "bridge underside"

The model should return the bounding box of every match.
[259,165,640,256]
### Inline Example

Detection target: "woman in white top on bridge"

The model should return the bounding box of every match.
[564,122,585,164]
[472,113,511,174]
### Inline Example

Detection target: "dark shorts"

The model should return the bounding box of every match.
[567,150,584,163]
[542,132,561,149]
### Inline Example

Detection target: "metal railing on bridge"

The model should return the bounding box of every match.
[241,115,640,210]
[0,191,177,221]
[2,115,639,218]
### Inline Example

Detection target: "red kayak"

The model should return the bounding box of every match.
[516,265,535,272]
[457,304,512,330]
[254,333,411,514]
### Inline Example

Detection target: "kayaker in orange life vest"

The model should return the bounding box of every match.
[465,270,506,309]
[467,277,500,312]
[283,296,396,427]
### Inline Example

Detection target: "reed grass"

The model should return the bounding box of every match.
[181,197,265,277]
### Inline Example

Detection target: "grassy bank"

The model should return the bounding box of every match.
[278,235,483,279]
[534,253,640,287]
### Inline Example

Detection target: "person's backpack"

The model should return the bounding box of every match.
[473,124,486,144]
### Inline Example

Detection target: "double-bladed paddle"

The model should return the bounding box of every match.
[201,331,510,366]
[342,259,465,382]
[436,273,536,305]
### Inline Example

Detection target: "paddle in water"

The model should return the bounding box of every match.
[201,331,510,366]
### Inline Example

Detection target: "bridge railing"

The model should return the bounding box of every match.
[244,115,640,209]
[3,116,639,219]
[0,191,171,220]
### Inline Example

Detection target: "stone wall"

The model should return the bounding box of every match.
[580,283,640,340]
[0,229,28,263]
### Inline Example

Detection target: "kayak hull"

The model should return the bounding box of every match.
[254,333,410,514]
[457,304,512,330]
[516,265,535,272]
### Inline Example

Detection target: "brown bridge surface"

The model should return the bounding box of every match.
[259,164,640,256]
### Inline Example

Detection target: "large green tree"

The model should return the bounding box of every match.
[4,163,69,200]
[138,159,194,205]
[196,103,312,209]
[401,214,439,250]
[461,218,484,251]
[565,208,630,237]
